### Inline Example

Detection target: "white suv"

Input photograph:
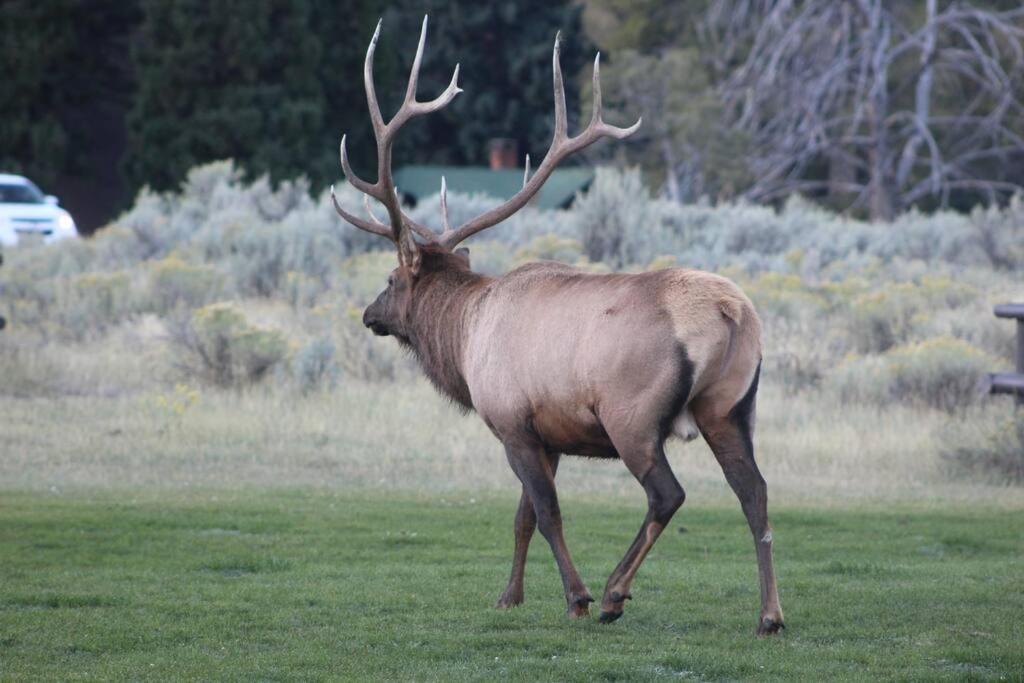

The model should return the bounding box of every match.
[0,173,78,247]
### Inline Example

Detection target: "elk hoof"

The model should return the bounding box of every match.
[598,590,631,623]
[568,603,590,618]
[495,592,523,609]
[757,617,785,636]
[567,593,594,618]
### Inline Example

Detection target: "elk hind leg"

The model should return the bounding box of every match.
[598,442,685,623]
[693,366,784,635]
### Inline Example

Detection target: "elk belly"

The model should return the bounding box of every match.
[672,408,700,442]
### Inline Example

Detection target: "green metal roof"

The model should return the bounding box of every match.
[393,165,594,210]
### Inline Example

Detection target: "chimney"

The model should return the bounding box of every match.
[488,138,518,170]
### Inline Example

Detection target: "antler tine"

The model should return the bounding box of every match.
[363,194,388,228]
[340,135,378,198]
[436,34,641,249]
[373,15,461,246]
[404,16,429,106]
[336,16,463,252]
[395,16,462,122]
[409,63,461,117]
[364,19,386,134]
[440,176,452,233]
[408,219,442,242]
[591,53,603,127]
[334,22,638,253]
[395,183,438,242]
[331,185,393,239]
[571,52,642,144]
[552,32,568,141]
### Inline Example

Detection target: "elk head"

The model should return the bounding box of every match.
[331,16,641,339]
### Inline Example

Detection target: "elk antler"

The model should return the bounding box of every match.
[433,38,641,249]
[333,19,641,257]
[331,16,461,262]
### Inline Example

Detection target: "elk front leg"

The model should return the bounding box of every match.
[503,443,592,617]
[495,487,535,608]
[496,455,560,609]
[598,447,684,623]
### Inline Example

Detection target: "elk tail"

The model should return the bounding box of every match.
[719,292,745,326]
[717,293,746,381]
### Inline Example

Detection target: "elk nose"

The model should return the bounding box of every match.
[362,308,388,336]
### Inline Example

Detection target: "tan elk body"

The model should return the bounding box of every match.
[332,17,784,634]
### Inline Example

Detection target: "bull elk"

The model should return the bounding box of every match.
[331,16,784,634]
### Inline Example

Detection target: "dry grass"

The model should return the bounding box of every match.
[2,378,1021,508]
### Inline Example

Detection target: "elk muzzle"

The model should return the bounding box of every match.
[362,304,389,336]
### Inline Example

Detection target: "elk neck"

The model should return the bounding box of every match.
[403,262,491,411]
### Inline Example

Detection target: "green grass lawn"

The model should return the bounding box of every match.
[0,491,1021,681]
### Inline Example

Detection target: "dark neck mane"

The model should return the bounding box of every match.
[403,254,489,411]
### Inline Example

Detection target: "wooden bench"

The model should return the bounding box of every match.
[987,303,1024,405]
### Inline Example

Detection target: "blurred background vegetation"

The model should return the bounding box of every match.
[3,1,1024,232]
[1,1,1023,495]
[0,162,1022,493]
[1,0,592,231]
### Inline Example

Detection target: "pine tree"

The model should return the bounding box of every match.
[307,0,401,187]
[0,0,82,185]
[383,1,591,168]
[125,0,325,193]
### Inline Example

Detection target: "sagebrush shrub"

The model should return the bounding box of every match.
[293,337,339,393]
[330,305,416,383]
[742,272,829,323]
[832,337,996,413]
[941,413,1024,483]
[845,287,923,353]
[512,235,586,266]
[2,159,1021,414]
[172,303,288,388]
[841,276,980,355]
[919,305,1017,360]
[571,167,665,267]
[147,255,222,313]
[884,338,995,412]
[56,271,136,339]
[969,197,1024,270]
[0,263,55,330]
[333,251,399,305]
[0,337,59,397]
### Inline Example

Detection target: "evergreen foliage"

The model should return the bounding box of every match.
[0,1,138,186]
[125,0,325,193]
[0,1,77,184]
[380,2,590,169]
[2,1,1021,227]
[124,0,588,196]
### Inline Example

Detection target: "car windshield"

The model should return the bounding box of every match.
[0,182,45,204]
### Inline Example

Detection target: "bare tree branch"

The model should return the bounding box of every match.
[704,0,1024,218]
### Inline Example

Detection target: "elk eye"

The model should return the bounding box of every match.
[387,275,396,287]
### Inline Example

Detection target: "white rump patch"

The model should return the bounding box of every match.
[672,408,700,442]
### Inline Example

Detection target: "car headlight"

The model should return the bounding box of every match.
[57,211,76,233]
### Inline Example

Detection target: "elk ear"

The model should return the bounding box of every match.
[454,247,470,267]
[399,230,422,276]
